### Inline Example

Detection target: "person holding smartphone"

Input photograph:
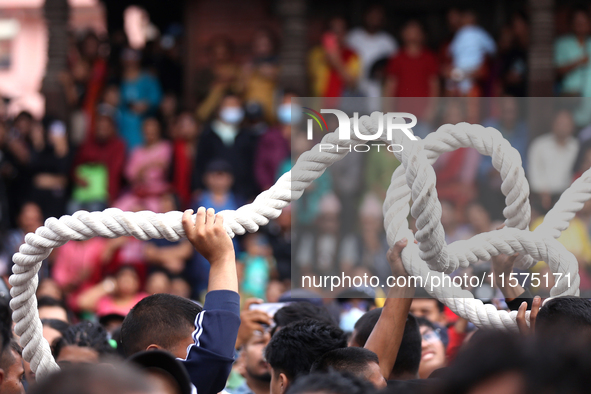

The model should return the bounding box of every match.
[308,16,361,97]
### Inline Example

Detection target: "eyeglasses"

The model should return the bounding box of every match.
[422,329,441,343]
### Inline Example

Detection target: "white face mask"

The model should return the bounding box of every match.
[220,106,244,125]
[277,103,302,125]
[340,307,366,332]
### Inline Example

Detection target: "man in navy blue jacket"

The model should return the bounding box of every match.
[121,207,241,394]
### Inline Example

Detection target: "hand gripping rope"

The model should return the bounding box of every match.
[9,112,582,378]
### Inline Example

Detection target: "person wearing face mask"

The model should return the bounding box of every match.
[193,94,259,202]
[254,91,299,191]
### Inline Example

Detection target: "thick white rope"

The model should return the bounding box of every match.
[9,113,582,377]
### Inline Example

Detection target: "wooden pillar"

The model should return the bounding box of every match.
[528,0,554,139]
[42,0,70,121]
[278,0,307,94]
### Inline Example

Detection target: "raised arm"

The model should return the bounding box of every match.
[365,238,415,379]
[182,207,239,293]
[180,208,241,394]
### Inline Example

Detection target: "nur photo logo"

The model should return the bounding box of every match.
[303,108,418,152]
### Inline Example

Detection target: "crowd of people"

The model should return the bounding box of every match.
[0,2,589,394]
[0,212,590,394]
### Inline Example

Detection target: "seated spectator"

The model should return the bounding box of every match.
[478,98,529,220]
[115,117,172,213]
[447,9,496,96]
[171,111,200,208]
[36,278,64,302]
[466,201,497,235]
[120,208,241,394]
[254,91,295,192]
[384,20,439,115]
[433,101,481,208]
[190,161,242,297]
[310,347,387,389]
[28,119,71,219]
[195,36,240,122]
[440,200,473,244]
[53,321,116,364]
[170,276,192,299]
[4,202,43,276]
[417,317,447,379]
[69,109,126,212]
[2,112,35,219]
[0,339,25,394]
[77,265,148,316]
[528,110,579,211]
[266,206,292,282]
[37,296,69,323]
[145,269,172,295]
[195,160,241,212]
[284,372,376,394]
[238,234,272,300]
[555,7,591,97]
[240,28,280,124]
[264,319,347,394]
[51,237,107,312]
[144,194,193,275]
[346,4,398,98]
[193,94,259,202]
[119,48,162,150]
[308,16,361,98]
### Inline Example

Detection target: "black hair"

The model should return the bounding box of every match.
[536,297,591,334]
[310,347,379,377]
[120,293,202,357]
[41,318,70,335]
[413,288,445,312]
[273,302,337,331]
[352,308,380,347]
[264,319,347,381]
[351,309,421,379]
[285,371,376,394]
[53,321,115,359]
[37,296,70,322]
[391,314,421,378]
[0,300,11,354]
[37,296,67,310]
[0,339,21,372]
[433,330,526,394]
[29,363,153,394]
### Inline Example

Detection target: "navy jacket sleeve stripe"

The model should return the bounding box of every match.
[180,290,241,394]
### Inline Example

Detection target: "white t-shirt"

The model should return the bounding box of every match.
[346,28,398,97]
[527,134,579,194]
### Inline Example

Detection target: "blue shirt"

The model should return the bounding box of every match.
[180,290,241,394]
[119,72,162,150]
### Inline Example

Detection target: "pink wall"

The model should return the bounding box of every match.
[0,0,106,118]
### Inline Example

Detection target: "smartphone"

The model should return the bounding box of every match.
[249,302,289,318]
